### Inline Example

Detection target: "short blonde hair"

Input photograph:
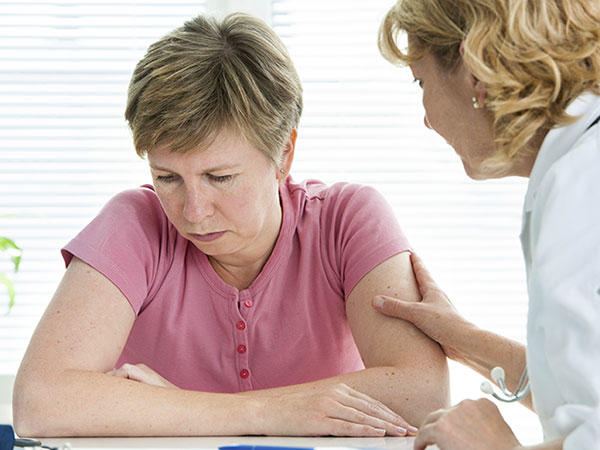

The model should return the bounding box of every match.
[125,13,303,163]
[379,0,600,168]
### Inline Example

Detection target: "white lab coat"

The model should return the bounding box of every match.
[522,92,600,449]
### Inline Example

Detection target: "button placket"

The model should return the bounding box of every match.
[235,292,255,389]
[233,299,251,388]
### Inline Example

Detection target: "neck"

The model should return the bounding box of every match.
[208,199,283,291]
[512,128,549,178]
[208,253,274,290]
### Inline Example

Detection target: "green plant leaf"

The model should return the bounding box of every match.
[1,237,22,272]
[11,254,22,272]
[0,237,21,252]
[0,272,15,311]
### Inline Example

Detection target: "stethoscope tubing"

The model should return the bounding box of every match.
[482,366,531,403]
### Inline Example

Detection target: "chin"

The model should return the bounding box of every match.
[461,161,485,180]
[461,161,505,181]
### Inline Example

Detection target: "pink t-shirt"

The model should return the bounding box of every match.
[62,177,410,392]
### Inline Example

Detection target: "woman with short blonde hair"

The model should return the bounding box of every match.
[126,13,303,163]
[374,0,600,449]
[13,12,449,438]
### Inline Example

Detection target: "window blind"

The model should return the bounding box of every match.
[0,0,207,372]
[271,0,540,443]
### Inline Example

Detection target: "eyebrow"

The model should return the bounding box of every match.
[149,163,238,173]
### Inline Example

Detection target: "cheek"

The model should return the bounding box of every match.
[155,190,184,224]
[226,179,278,224]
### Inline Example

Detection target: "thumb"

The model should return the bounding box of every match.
[372,295,419,322]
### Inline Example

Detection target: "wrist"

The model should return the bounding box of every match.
[234,391,268,435]
[443,320,480,364]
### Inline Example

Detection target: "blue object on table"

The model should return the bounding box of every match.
[0,424,15,450]
[219,446,314,450]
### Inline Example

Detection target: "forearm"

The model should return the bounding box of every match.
[13,369,255,437]
[243,364,450,427]
[450,323,531,409]
[341,365,449,426]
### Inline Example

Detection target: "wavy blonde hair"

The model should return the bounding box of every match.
[379,0,600,169]
[125,13,303,163]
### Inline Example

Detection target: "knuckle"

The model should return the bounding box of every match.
[459,398,475,408]
[477,397,497,411]
[337,421,359,436]
[351,409,368,422]
[434,416,453,434]
[121,364,134,374]
[368,401,387,417]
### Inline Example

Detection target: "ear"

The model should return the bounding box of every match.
[460,41,487,108]
[278,129,297,182]
[473,78,487,109]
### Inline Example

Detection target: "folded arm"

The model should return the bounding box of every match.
[12,258,409,437]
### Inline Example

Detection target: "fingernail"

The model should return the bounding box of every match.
[395,426,407,435]
[407,425,418,434]
[373,296,384,308]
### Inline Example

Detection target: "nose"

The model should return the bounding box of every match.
[182,184,214,223]
[424,114,432,129]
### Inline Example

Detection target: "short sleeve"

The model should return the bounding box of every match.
[321,183,411,299]
[61,185,173,313]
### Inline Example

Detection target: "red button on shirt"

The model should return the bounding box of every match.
[240,369,249,379]
[244,299,253,308]
[237,344,247,354]
[236,320,246,330]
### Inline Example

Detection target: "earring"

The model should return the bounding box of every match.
[472,96,481,109]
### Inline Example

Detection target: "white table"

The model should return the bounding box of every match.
[38,436,424,450]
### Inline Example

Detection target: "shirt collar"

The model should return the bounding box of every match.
[524,92,600,211]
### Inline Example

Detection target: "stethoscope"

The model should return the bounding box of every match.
[480,366,531,402]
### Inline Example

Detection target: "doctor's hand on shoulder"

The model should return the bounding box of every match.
[371,252,473,362]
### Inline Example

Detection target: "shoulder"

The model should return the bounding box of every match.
[61,185,177,311]
[103,184,163,219]
[529,125,600,283]
[65,185,171,257]
[536,128,600,225]
[285,178,398,236]
[94,185,170,235]
[285,178,388,212]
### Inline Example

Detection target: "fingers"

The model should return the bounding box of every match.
[342,385,418,435]
[412,399,519,450]
[325,384,417,437]
[324,418,386,437]
[413,424,438,450]
[372,294,420,321]
[107,363,176,388]
[412,406,452,450]
[371,252,441,320]
[107,363,145,382]
[331,403,409,437]
[409,252,438,297]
